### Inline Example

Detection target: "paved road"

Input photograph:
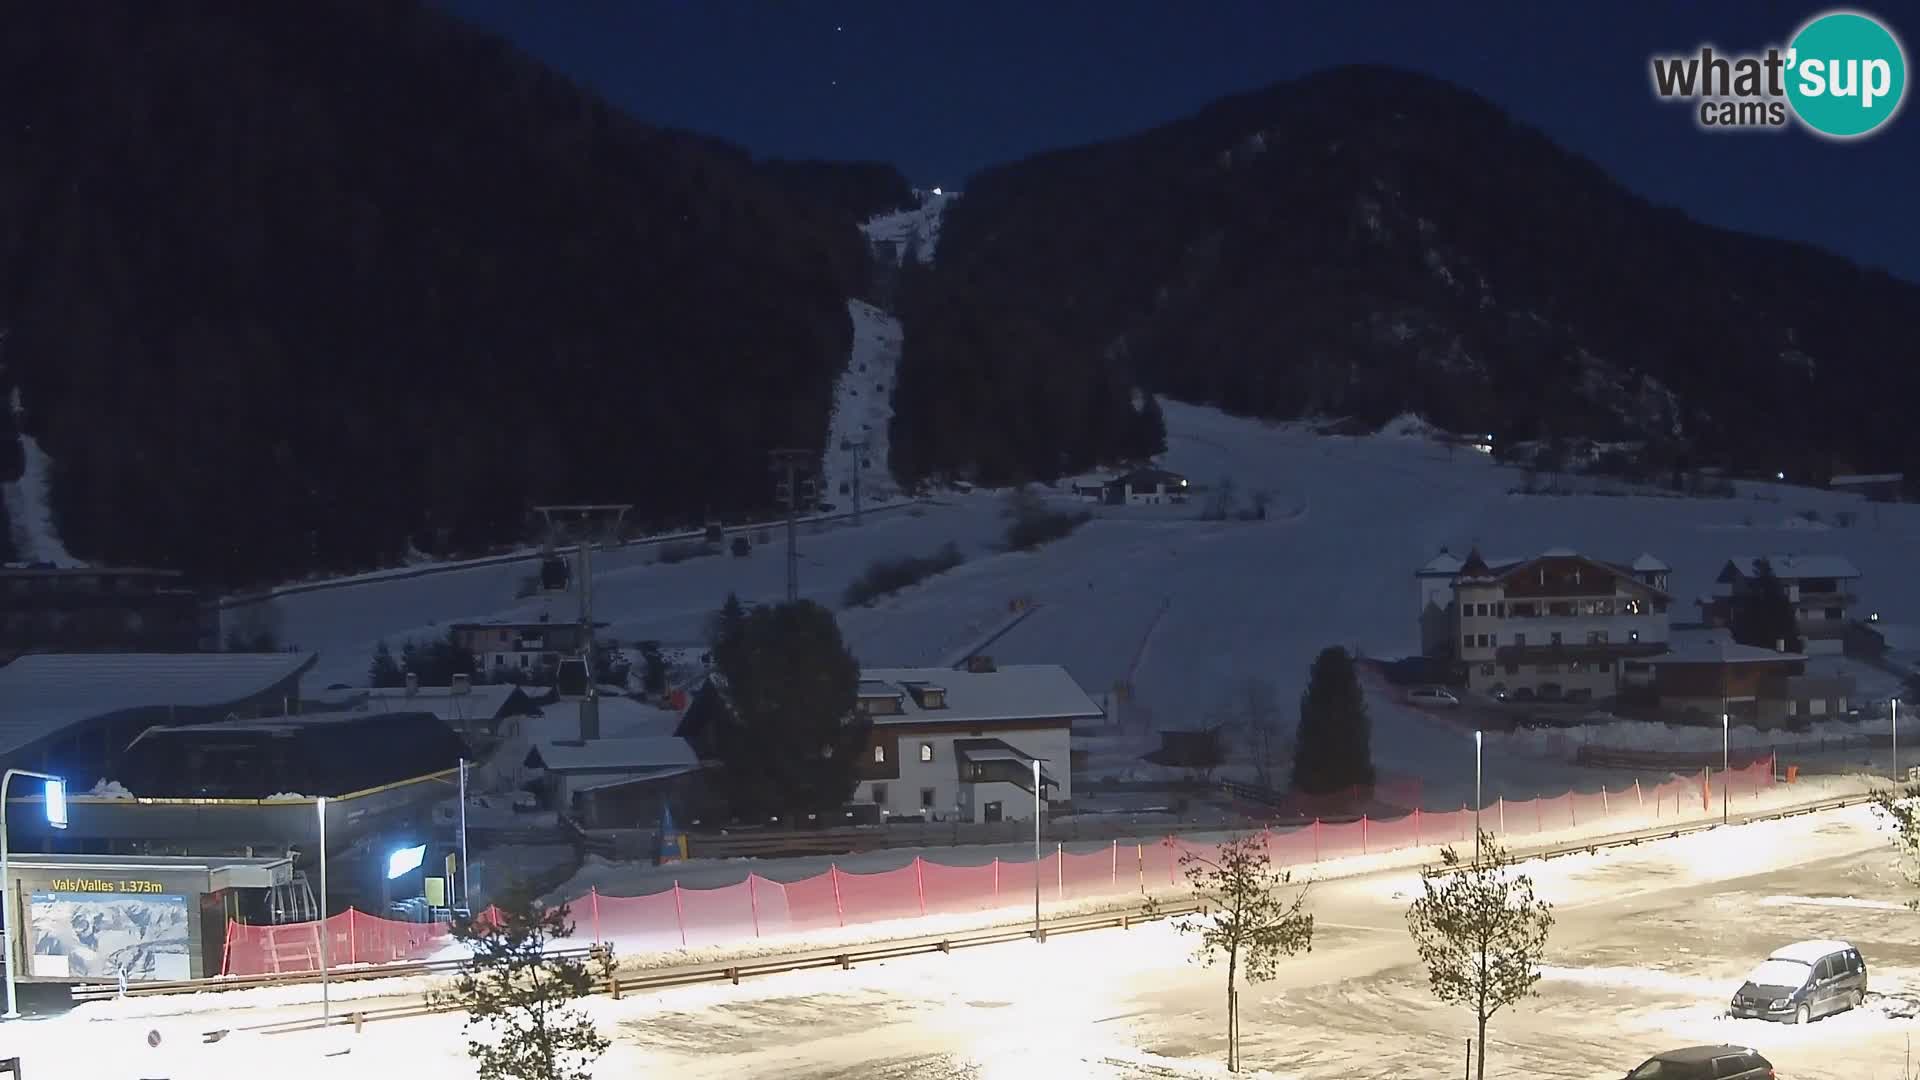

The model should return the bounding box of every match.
[603,804,1919,1079]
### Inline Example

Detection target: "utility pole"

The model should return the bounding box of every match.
[534,504,631,740]
[769,450,814,603]
[848,437,868,526]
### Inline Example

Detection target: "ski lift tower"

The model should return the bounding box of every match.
[769,450,817,603]
[532,504,632,741]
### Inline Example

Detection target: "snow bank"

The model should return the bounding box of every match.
[1490,714,1901,760]
[88,779,135,799]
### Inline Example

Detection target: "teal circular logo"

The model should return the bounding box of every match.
[1786,10,1908,138]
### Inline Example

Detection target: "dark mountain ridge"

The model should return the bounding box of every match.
[891,64,1916,487]
[0,2,871,587]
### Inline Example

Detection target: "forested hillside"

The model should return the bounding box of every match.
[0,2,865,586]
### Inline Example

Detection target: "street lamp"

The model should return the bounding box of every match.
[317,795,331,1026]
[1,769,68,1020]
[1032,757,1043,942]
[1474,730,1483,865]
[1895,698,1901,783]
[1721,713,1729,825]
[458,757,471,911]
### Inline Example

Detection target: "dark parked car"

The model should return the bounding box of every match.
[1730,938,1867,1024]
[1624,1045,1774,1079]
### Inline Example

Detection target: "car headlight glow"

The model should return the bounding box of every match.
[1770,998,1788,1010]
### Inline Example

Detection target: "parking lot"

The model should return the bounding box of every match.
[601,803,1920,1079]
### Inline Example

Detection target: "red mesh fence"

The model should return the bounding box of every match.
[224,757,1787,975]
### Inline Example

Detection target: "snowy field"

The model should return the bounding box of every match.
[246,396,1920,806]
[20,803,1920,1079]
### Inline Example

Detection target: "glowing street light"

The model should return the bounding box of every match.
[1474,730,1484,865]
[1721,713,1730,825]
[1,770,66,1020]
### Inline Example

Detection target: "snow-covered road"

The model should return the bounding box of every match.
[22,803,1920,1079]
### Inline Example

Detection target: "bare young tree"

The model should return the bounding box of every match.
[1405,830,1555,1080]
[1871,781,1920,908]
[1217,677,1287,790]
[1150,832,1314,1073]
[439,888,615,1080]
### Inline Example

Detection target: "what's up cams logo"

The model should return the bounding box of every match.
[1650,8,1907,138]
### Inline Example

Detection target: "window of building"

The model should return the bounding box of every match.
[1789,700,1799,716]
[1839,696,1849,712]
[1463,634,1473,651]
[873,744,887,763]
[1514,633,1527,646]
[1477,634,1491,647]
[1809,699,1827,715]
[1567,662,1587,673]
[1548,602,1573,617]
[872,783,888,806]
[919,743,934,763]
[1510,602,1536,617]
[1480,664,1495,676]
[920,787,936,809]
[1587,630,1608,644]
[1504,663,1519,675]
[1550,632,1563,645]
[1825,607,1842,620]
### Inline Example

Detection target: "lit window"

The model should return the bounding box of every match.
[873,745,886,763]
[919,743,933,763]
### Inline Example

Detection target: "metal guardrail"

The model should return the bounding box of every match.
[243,900,1206,1036]
[1431,793,1879,876]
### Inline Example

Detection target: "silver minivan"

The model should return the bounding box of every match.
[1729,939,1867,1024]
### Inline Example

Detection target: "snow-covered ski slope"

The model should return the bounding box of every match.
[819,299,903,508]
[1,387,84,566]
[276,398,1920,734]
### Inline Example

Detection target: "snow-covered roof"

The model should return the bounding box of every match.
[1830,473,1902,486]
[1769,939,1854,964]
[1724,555,1860,581]
[1632,553,1671,572]
[360,684,531,722]
[1416,552,1464,576]
[1539,546,1578,558]
[859,664,1103,727]
[0,652,318,761]
[518,697,683,739]
[1646,638,1805,665]
[570,765,703,793]
[530,736,700,773]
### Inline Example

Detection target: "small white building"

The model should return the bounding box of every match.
[852,659,1102,823]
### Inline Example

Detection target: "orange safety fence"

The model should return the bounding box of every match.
[221,757,1777,976]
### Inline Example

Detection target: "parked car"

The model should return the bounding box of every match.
[1730,939,1867,1024]
[1407,686,1460,708]
[1624,1045,1774,1079]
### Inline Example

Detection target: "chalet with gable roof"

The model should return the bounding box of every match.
[1698,555,1861,656]
[1415,546,1673,700]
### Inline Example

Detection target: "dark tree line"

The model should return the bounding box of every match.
[891,64,1919,490]
[0,2,868,588]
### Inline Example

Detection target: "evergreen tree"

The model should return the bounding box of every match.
[677,677,733,759]
[369,639,404,687]
[1728,559,1803,653]
[1291,646,1376,795]
[1129,393,1168,458]
[638,640,668,697]
[706,596,864,819]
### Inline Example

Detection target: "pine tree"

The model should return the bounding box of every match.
[706,596,864,820]
[439,889,613,1080]
[1729,559,1803,653]
[369,639,403,687]
[1291,646,1376,795]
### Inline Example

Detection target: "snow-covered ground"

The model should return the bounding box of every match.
[2,386,84,566]
[24,803,1918,1079]
[266,398,1920,794]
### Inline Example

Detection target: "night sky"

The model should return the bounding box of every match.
[444,1,1918,282]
